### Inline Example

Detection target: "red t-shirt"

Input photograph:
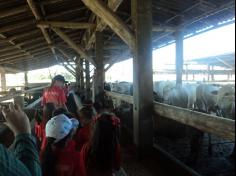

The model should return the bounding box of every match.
[74,123,92,151]
[79,143,121,176]
[42,86,67,108]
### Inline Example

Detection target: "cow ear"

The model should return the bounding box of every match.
[211,90,218,95]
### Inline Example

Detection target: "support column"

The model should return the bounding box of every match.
[75,57,81,88]
[211,65,214,81]
[132,0,153,155]
[207,64,210,82]
[185,64,189,82]
[80,58,85,90]
[85,60,91,100]
[1,71,6,91]
[175,30,184,86]
[93,32,104,101]
[24,71,29,88]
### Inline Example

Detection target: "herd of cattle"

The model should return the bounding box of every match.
[105,81,235,120]
[105,81,235,163]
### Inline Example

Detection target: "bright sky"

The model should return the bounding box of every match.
[3,22,235,87]
[106,23,235,82]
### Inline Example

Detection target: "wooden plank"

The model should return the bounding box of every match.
[153,102,235,141]
[51,27,95,65]
[37,21,96,29]
[81,0,135,51]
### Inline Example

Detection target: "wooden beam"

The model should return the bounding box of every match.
[81,0,135,50]
[47,7,87,19]
[0,5,29,18]
[0,20,35,33]
[56,50,76,72]
[37,21,96,29]
[26,0,58,62]
[51,27,95,65]
[0,34,34,60]
[131,0,153,154]
[55,47,75,63]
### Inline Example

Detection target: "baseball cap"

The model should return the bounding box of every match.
[52,75,68,83]
[46,114,79,143]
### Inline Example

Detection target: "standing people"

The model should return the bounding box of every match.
[0,103,42,176]
[42,75,68,110]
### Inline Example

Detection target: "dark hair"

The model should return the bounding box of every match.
[41,133,72,176]
[79,106,94,121]
[88,113,120,172]
[53,108,67,116]
[42,103,56,126]
[53,108,76,119]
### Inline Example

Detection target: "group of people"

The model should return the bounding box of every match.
[0,75,121,176]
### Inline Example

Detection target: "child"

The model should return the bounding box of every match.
[74,106,94,151]
[41,114,80,176]
[42,75,68,110]
[79,112,121,176]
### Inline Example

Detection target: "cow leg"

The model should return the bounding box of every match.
[208,134,213,156]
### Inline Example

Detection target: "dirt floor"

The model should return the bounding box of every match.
[156,134,235,176]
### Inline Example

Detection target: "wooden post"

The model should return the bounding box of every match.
[175,30,184,86]
[185,64,188,82]
[211,65,214,81]
[85,60,91,100]
[132,0,153,155]
[0,71,6,91]
[80,59,85,90]
[93,32,104,101]
[24,71,29,87]
[75,58,81,88]
[207,64,210,82]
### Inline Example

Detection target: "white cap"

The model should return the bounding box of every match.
[46,114,79,143]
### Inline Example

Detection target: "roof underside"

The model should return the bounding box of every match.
[0,0,235,72]
[187,53,235,69]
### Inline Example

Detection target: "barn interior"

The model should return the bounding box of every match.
[0,0,235,176]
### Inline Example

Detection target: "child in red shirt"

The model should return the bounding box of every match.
[40,114,80,176]
[42,75,68,110]
[74,106,94,151]
[79,113,121,176]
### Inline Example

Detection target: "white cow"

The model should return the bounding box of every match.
[216,84,235,119]
[195,84,220,113]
